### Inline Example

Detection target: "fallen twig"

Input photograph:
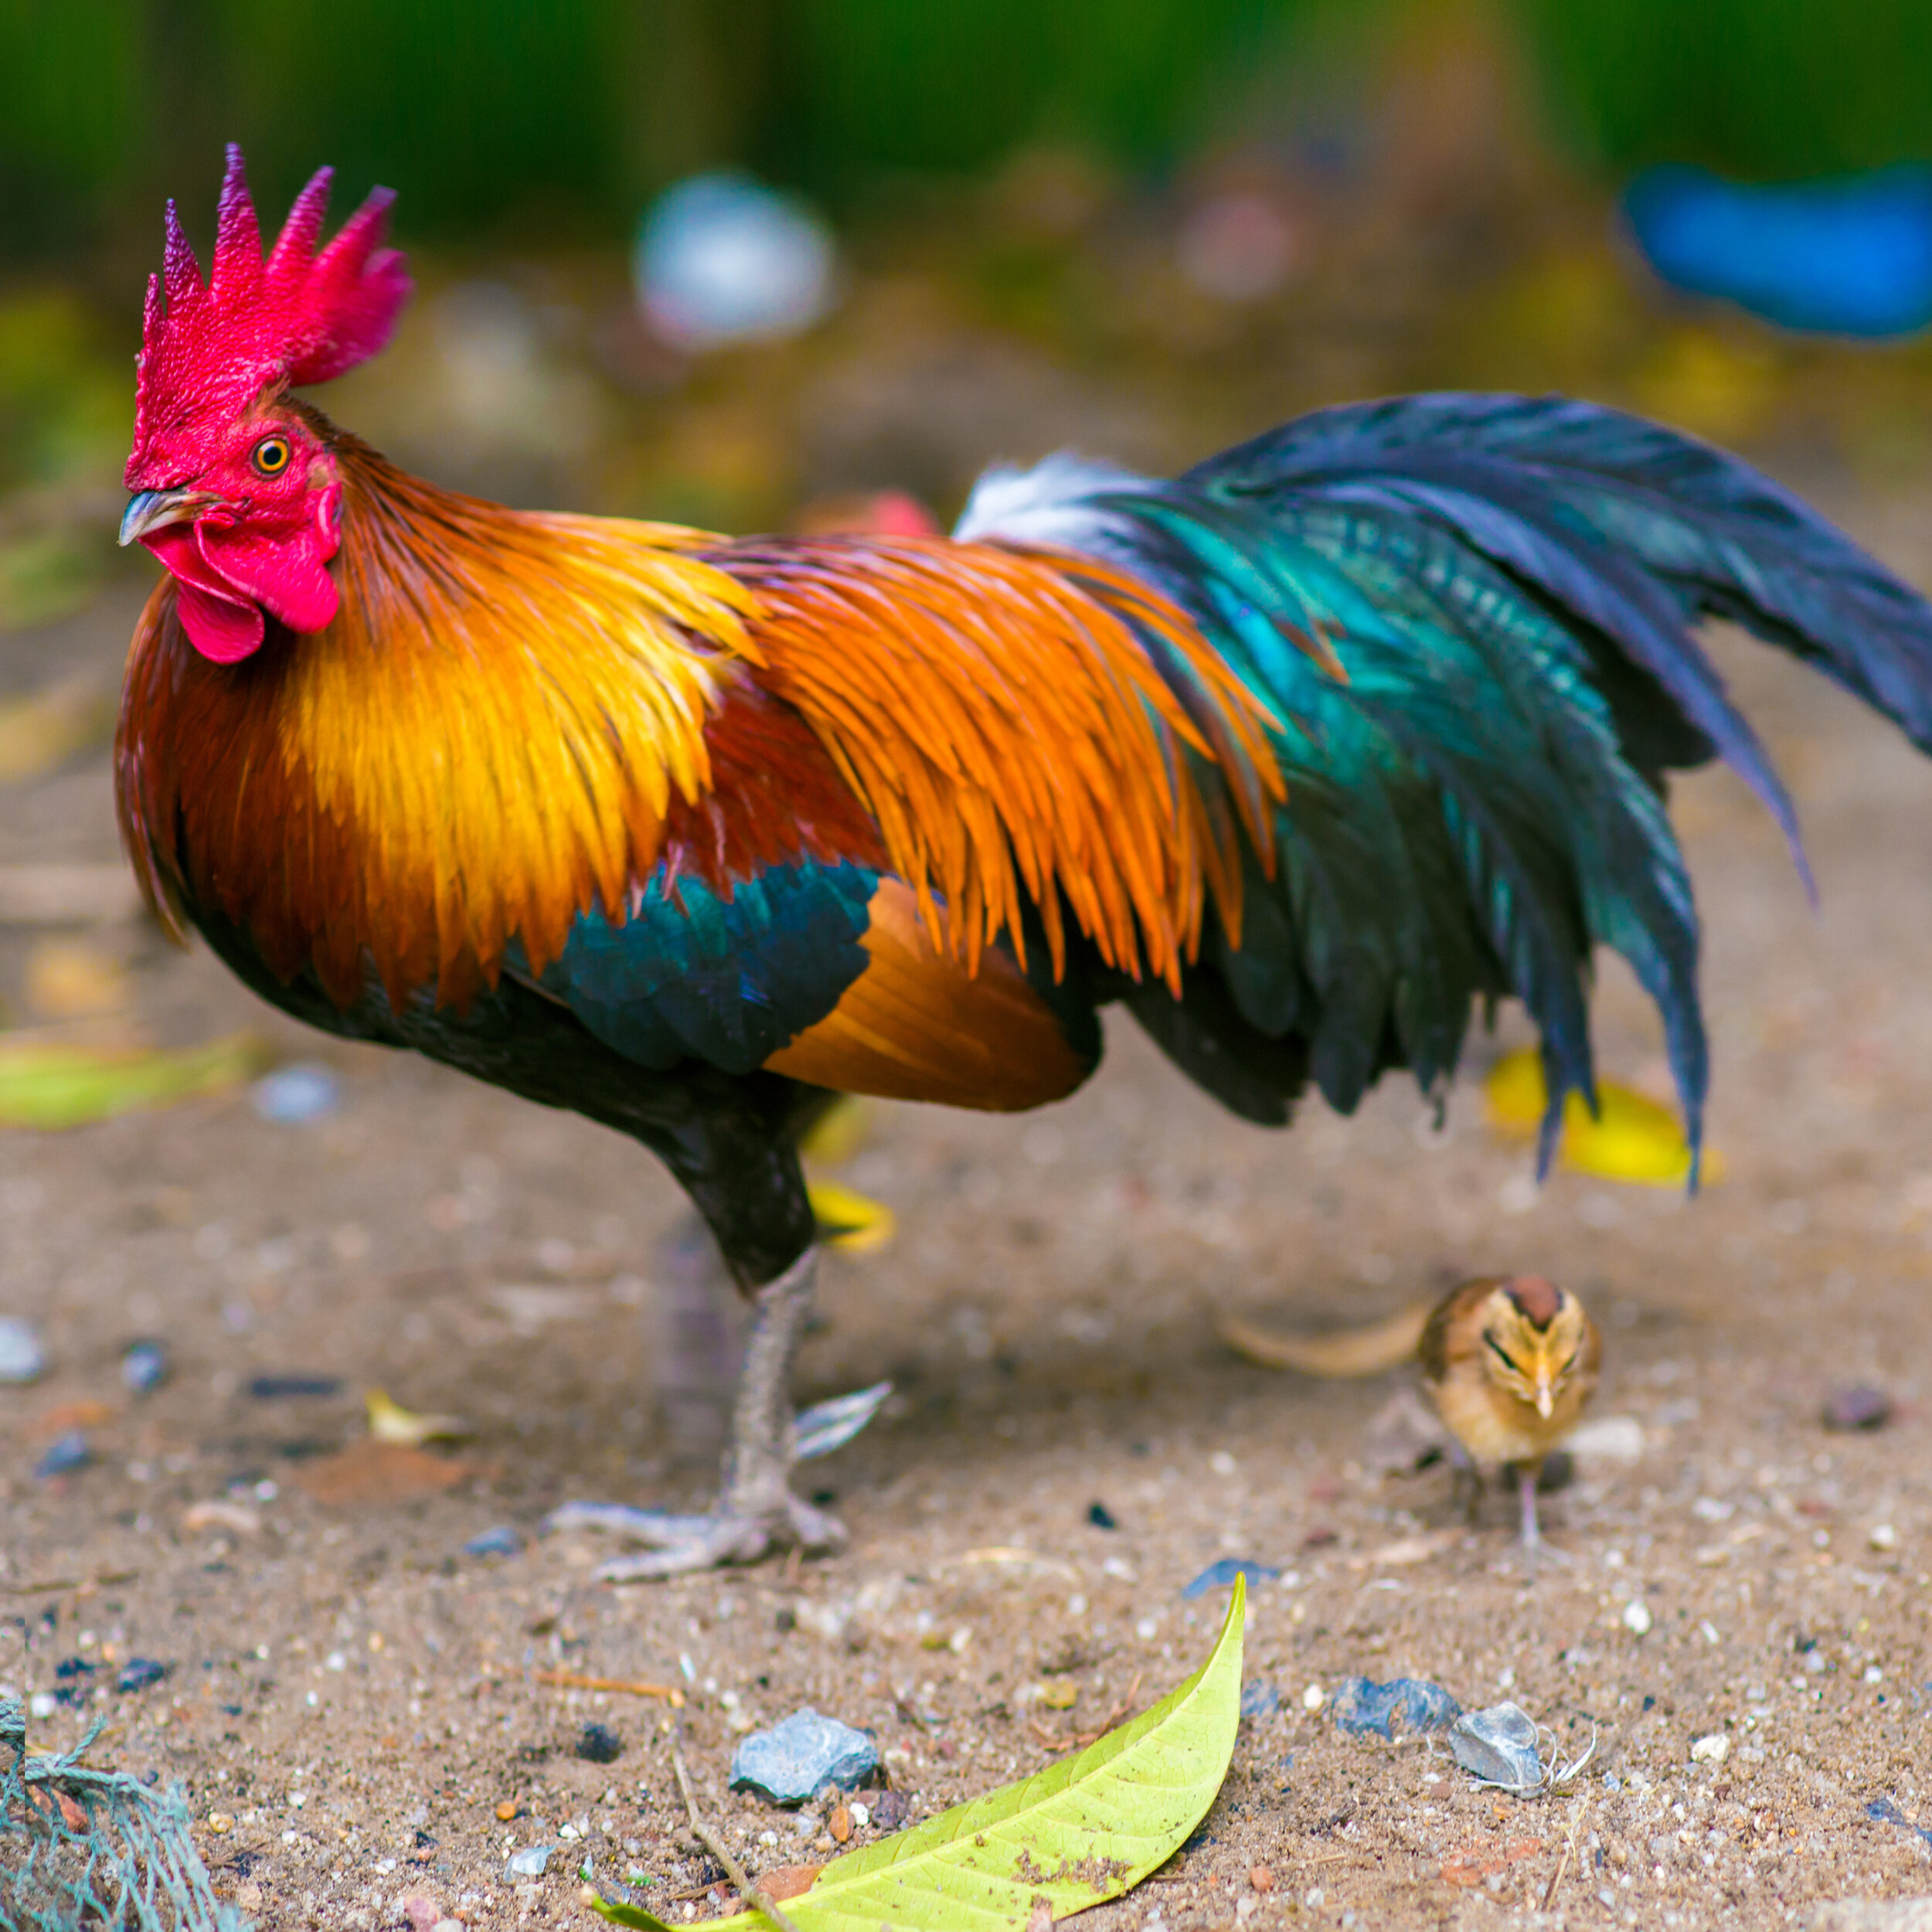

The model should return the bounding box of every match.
[532,1668,685,1706]
[669,1730,804,1932]
[1543,1798,1587,1910]
[1,1570,139,1596]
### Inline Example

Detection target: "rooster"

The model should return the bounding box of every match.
[117,151,1932,1576]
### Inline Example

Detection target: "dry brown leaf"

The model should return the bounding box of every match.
[294,1440,471,1507]
[753,1865,825,1903]
[24,1398,114,1440]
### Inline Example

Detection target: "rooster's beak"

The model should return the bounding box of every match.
[120,487,212,546]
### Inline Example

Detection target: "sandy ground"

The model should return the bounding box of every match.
[4,487,1932,1932]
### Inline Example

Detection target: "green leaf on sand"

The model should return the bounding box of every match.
[0,1034,267,1130]
[593,1573,1247,1932]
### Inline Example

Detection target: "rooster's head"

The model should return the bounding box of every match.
[120,145,410,663]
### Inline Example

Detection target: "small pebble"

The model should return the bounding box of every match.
[1250,1866,1275,1893]
[1328,1675,1461,1739]
[868,1791,908,1832]
[1447,1702,1543,1790]
[1181,1557,1280,1600]
[35,1430,91,1478]
[464,1526,523,1558]
[121,1338,168,1394]
[247,1375,342,1399]
[496,1801,519,1822]
[1690,1733,1729,1763]
[729,1708,879,1804]
[252,1062,342,1123]
[507,1845,553,1879]
[577,1723,624,1764]
[828,1802,852,1844]
[1869,1523,1898,1551]
[1240,1681,1281,1721]
[848,1801,870,1828]
[1301,1683,1325,1711]
[1822,1384,1892,1431]
[115,1658,168,1694]
[1623,1600,1654,1635]
[0,1317,46,1385]
[1086,1501,1118,1530]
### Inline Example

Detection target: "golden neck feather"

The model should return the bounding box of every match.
[117,434,755,1010]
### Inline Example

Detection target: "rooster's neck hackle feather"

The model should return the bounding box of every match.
[118,431,757,1010]
[729,534,1281,991]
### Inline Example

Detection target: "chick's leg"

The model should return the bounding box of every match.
[550,1247,845,1580]
[1516,1461,1543,1549]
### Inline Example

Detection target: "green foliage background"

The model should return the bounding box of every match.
[5,0,1932,258]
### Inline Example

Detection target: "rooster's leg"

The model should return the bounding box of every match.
[553,1247,844,1580]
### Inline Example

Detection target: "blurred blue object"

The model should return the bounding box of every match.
[1624,162,1932,337]
[636,173,838,352]
[1179,1556,1279,1599]
[253,1062,341,1124]
[1330,1675,1461,1739]
[35,1430,90,1478]
[121,1338,168,1395]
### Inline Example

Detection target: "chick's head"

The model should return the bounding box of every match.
[1478,1275,1590,1419]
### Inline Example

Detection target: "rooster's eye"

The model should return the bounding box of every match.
[251,435,292,478]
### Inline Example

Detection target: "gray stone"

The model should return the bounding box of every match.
[1447,1702,1543,1790]
[0,1318,45,1385]
[121,1338,168,1394]
[1330,1676,1461,1739]
[506,1845,553,1878]
[730,1708,879,1805]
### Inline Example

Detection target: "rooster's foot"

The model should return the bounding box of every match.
[546,1247,872,1580]
[550,1493,846,1580]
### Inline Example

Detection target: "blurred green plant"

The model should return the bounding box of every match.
[1522,0,1932,180]
[0,293,128,490]
[8,0,1932,261]
[0,290,129,628]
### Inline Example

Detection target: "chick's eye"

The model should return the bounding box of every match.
[251,435,292,478]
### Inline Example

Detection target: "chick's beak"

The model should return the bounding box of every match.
[1535,1380,1555,1420]
[119,487,212,547]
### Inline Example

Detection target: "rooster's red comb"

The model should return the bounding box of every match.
[128,145,410,478]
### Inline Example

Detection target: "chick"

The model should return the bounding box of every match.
[1418,1274,1600,1551]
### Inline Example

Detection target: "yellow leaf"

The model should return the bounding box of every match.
[0,672,114,781]
[593,1577,1247,1932]
[1482,1047,1725,1186]
[798,1094,872,1167]
[24,939,128,1019]
[0,1034,267,1131]
[365,1388,470,1447]
[808,1179,896,1255]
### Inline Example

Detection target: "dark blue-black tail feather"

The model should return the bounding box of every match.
[955,397,1932,1164]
